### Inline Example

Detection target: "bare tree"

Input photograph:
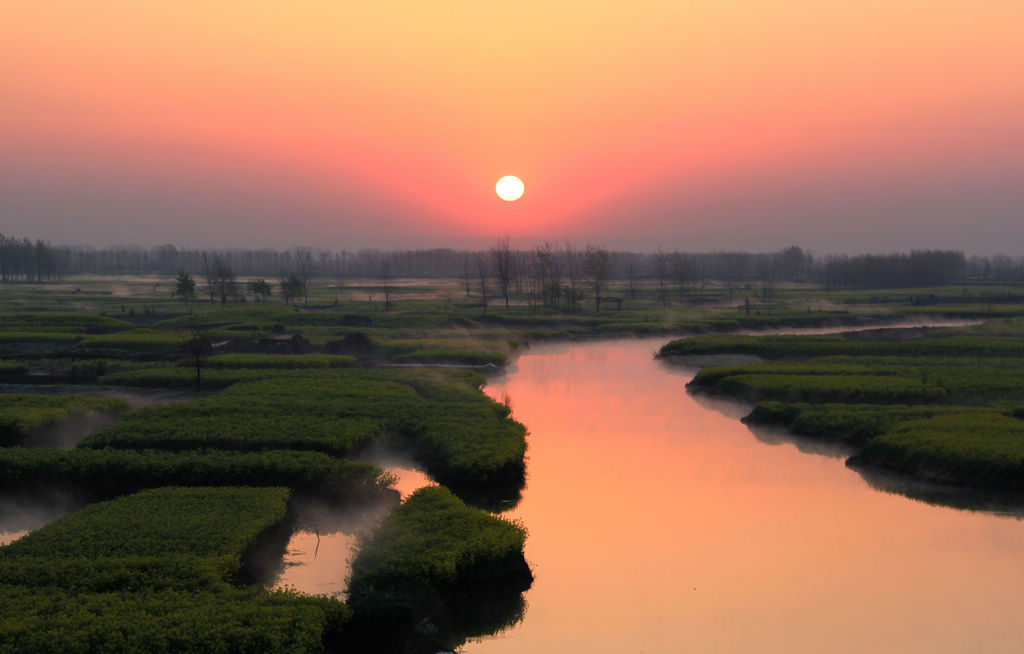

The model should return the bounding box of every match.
[280,275,303,303]
[654,249,669,308]
[379,258,393,313]
[535,242,561,310]
[203,254,236,307]
[180,308,212,393]
[583,244,611,312]
[491,237,514,310]
[462,253,473,298]
[473,251,490,312]
[294,248,315,306]
[201,253,216,304]
[624,253,638,299]
[563,241,581,312]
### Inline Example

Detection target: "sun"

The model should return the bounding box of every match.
[495,175,525,201]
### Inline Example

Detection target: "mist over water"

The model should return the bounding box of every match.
[272,453,435,597]
[464,336,1024,654]
[0,491,83,546]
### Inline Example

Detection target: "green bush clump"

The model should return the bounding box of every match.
[661,333,1024,359]
[674,324,1024,490]
[0,361,30,376]
[3,486,287,559]
[0,394,129,446]
[661,334,846,358]
[705,372,945,404]
[0,586,350,654]
[853,412,1024,488]
[99,366,325,389]
[0,394,129,413]
[0,408,69,445]
[77,329,181,353]
[0,313,134,333]
[0,487,353,652]
[86,370,527,490]
[348,486,529,626]
[81,402,382,455]
[389,349,506,366]
[0,332,83,345]
[691,355,1024,405]
[0,448,391,499]
[0,487,290,590]
[746,402,989,446]
[691,361,904,387]
[200,354,357,369]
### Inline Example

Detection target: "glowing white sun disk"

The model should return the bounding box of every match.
[496,175,525,201]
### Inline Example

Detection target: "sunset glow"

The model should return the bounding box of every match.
[2,2,1023,250]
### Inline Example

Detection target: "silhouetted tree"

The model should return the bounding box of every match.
[280,275,304,304]
[294,248,315,306]
[473,251,490,312]
[583,244,610,312]
[491,237,514,310]
[563,241,581,312]
[246,278,272,303]
[379,259,393,313]
[172,271,196,303]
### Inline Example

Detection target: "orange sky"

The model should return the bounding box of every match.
[2,1,1023,251]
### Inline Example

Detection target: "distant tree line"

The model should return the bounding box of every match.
[4,232,1023,297]
[820,250,967,290]
[0,234,64,282]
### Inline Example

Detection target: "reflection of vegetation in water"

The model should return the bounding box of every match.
[851,464,1024,517]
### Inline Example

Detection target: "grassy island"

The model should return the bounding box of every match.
[663,323,1024,491]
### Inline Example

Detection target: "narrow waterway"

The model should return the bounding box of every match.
[462,336,1024,653]
[271,462,434,595]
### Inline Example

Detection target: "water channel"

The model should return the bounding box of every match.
[459,335,1024,653]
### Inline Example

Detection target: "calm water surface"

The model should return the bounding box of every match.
[462,336,1024,653]
[272,462,434,595]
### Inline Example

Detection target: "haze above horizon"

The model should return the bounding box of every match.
[2,2,1022,253]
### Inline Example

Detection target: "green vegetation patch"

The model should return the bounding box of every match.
[348,486,528,623]
[0,448,391,500]
[0,312,134,333]
[0,361,30,376]
[675,322,1024,490]
[746,402,994,447]
[389,348,506,366]
[0,332,83,345]
[0,586,350,654]
[200,353,357,369]
[99,366,328,389]
[84,369,527,490]
[0,487,352,652]
[661,332,1024,359]
[0,487,289,587]
[852,412,1024,489]
[712,373,946,404]
[0,394,129,446]
[76,328,181,353]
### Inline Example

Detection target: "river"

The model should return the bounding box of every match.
[460,335,1024,653]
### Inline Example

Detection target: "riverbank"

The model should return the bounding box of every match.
[664,320,1024,493]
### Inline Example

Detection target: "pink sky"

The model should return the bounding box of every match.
[2,1,1022,252]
